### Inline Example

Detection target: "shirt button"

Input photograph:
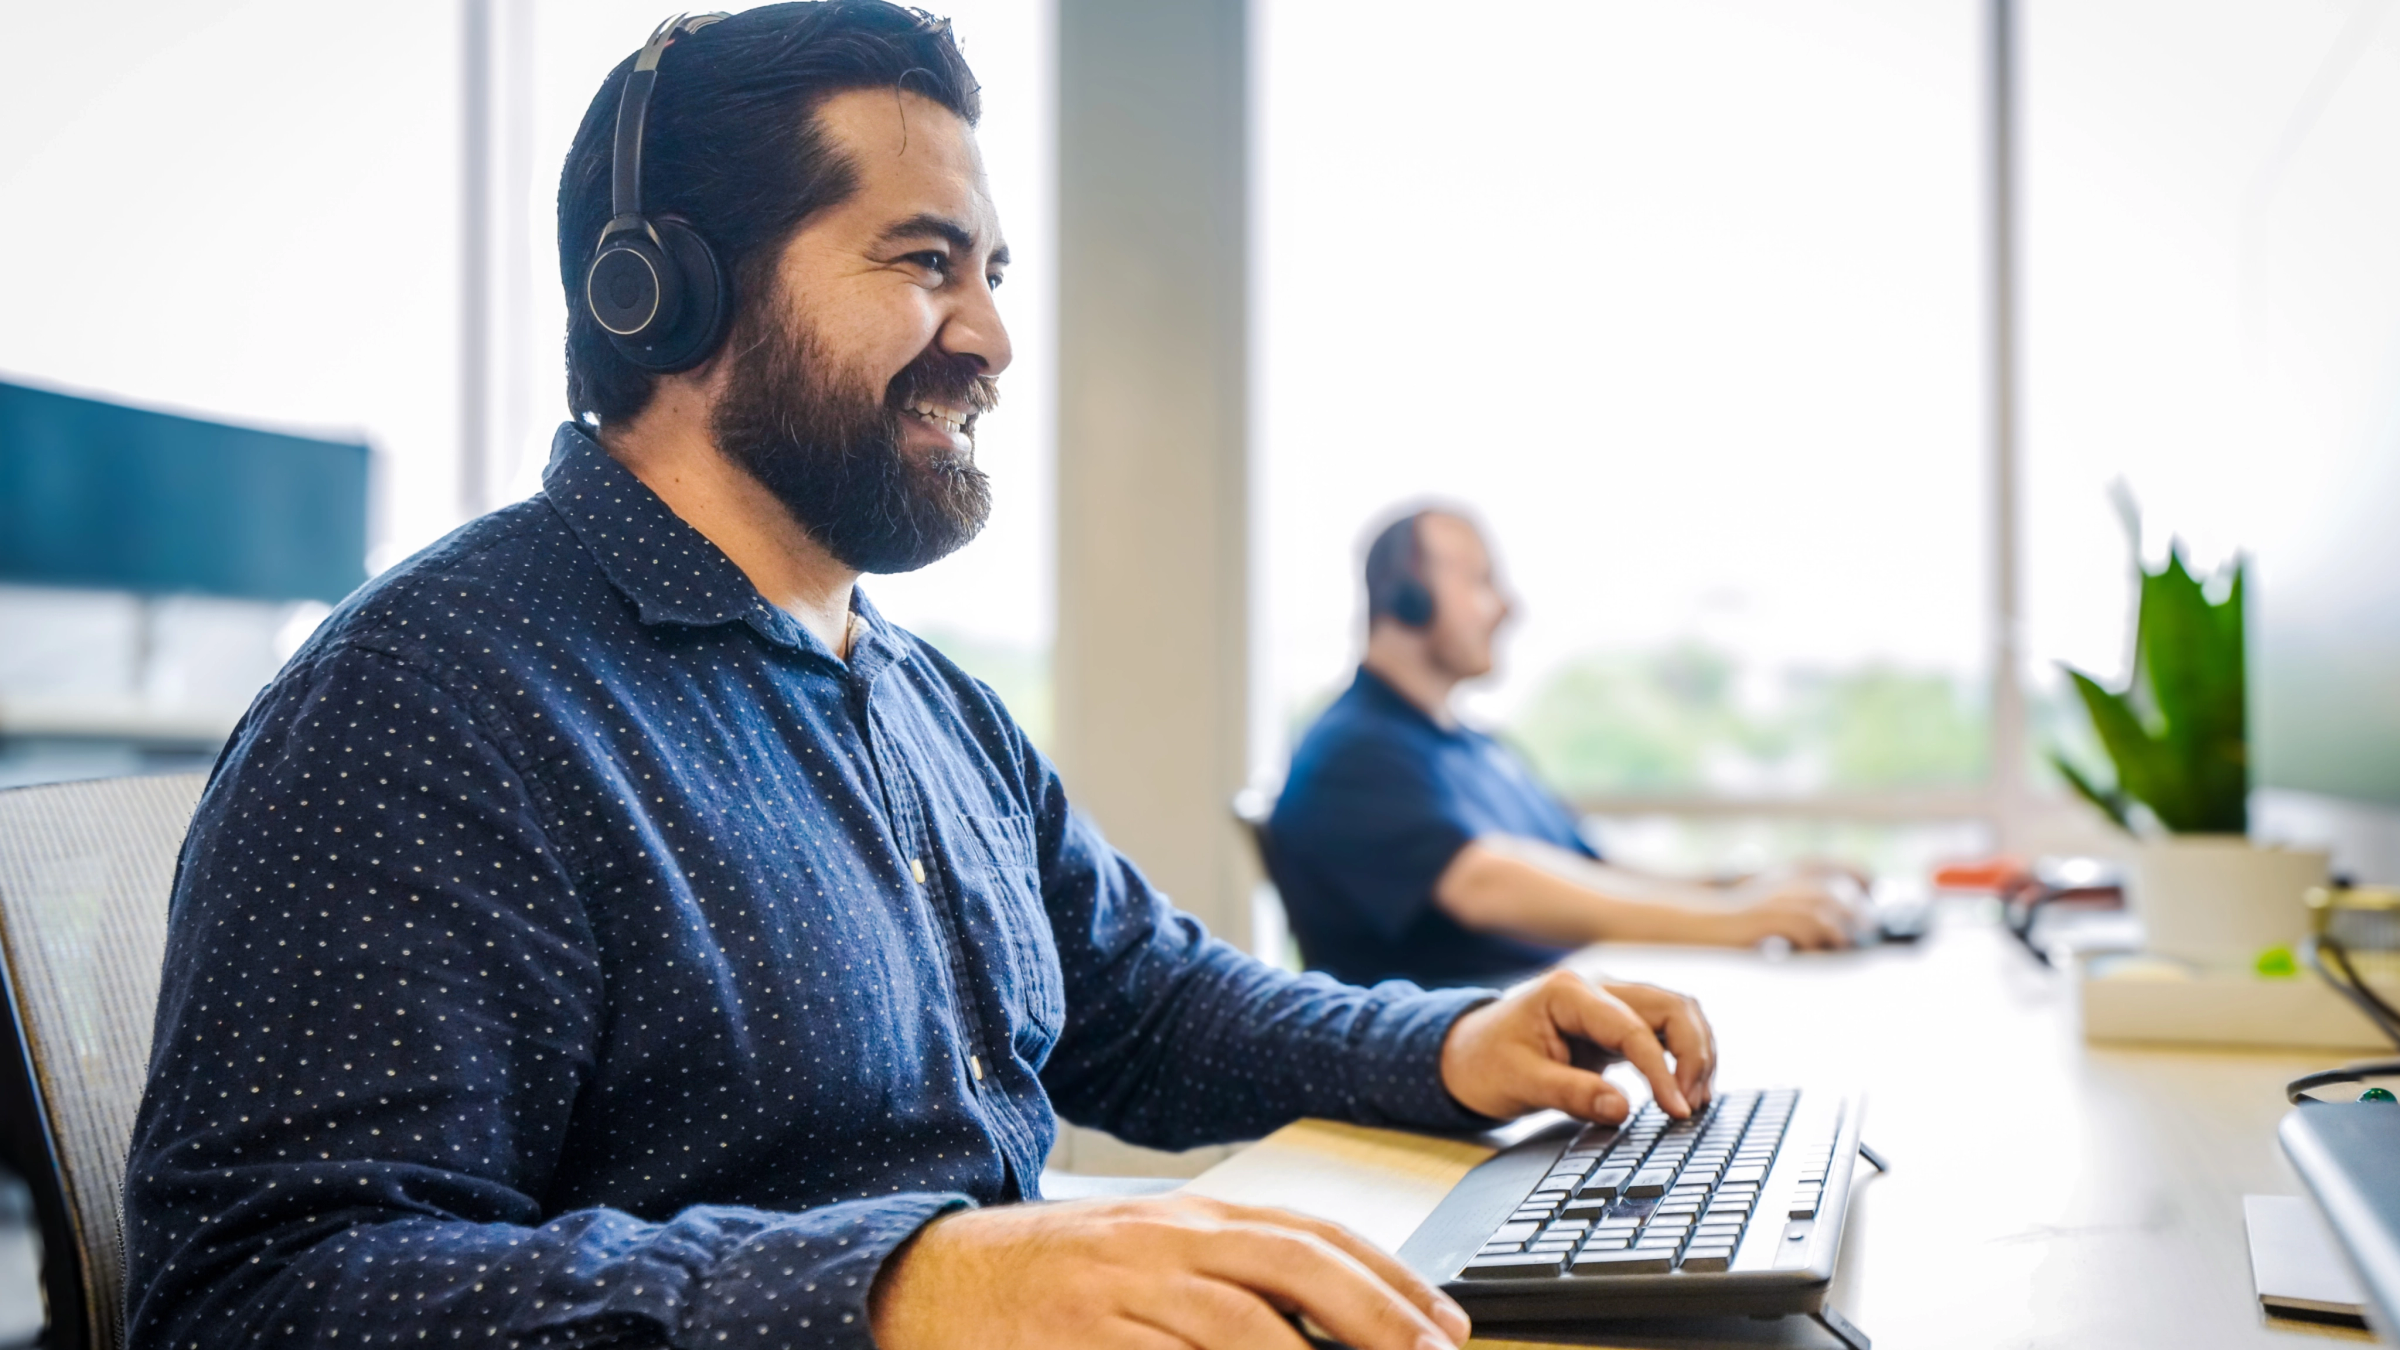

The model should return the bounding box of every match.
[910,858,926,884]
[968,1055,984,1082]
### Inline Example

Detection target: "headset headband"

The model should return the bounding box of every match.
[602,13,728,245]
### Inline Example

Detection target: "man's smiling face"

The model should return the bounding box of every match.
[774,86,1012,456]
[704,86,1014,574]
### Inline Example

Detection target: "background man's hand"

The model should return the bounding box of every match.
[1438,970,1716,1123]
[870,1194,1472,1350]
[1726,872,1860,950]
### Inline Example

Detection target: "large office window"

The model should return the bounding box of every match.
[1258,0,2400,875]
[1256,0,1987,866]
[2023,0,2400,810]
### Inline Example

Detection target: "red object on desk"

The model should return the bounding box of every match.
[1933,856,2031,893]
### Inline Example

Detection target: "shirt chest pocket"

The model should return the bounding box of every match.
[954,812,1064,1062]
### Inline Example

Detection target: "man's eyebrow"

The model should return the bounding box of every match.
[878,213,979,253]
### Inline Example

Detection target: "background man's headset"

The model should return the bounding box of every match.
[1368,512,1436,628]
[584,12,736,373]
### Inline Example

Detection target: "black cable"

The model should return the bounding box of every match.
[2304,934,2400,1049]
[2287,1059,2400,1105]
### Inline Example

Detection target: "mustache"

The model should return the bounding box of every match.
[884,346,1000,423]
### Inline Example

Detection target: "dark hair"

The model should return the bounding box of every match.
[557,2,982,425]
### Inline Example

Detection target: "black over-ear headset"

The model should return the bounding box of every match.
[1367,512,1436,628]
[584,12,735,373]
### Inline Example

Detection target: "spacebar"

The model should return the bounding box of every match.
[1569,1249,1675,1276]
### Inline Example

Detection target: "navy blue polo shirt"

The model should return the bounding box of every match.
[1270,668,1596,987]
[123,427,1495,1350]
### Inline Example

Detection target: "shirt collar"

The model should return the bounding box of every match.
[541,423,903,674]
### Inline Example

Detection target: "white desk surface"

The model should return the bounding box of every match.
[1183,906,2379,1348]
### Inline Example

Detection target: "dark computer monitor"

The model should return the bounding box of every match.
[0,378,368,605]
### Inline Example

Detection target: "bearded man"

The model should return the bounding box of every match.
[124,7,1718,1350]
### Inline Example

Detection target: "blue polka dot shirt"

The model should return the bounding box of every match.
[125,426,1494,1350]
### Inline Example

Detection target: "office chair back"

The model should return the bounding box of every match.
[0,773,205,1350]
[1230,787,1281,888]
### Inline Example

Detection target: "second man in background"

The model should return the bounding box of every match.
[1270,509,1862,988]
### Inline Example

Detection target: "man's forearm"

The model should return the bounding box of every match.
[1433,838,1744,947]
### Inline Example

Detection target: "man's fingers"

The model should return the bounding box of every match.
[1607,983,1715,1107]
[1188,1226,1457,1350]
[1508,1058,1628,1123]
[1133,1276,1312,1350]
[1223,1205,1471,1343]
[1545,978,1687,1117]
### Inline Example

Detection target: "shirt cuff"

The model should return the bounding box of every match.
[1349,983,1503,1132]
[676,1192,971,1350]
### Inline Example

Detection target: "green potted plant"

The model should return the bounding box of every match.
[2052,497,2326,964]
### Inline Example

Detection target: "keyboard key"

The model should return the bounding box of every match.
[1488,1221,1540,1244]
[1723,1165,1767,1183]
[1570,1249,1673,1276]
[1788,1199,1819,1218]
[1628,1167,1677,1197]
[1680,1246,1735,1272]
[1579,1167,1634,1198]
[1558,1199,1609,1220]
[1478,1242,1525,1255]
[1462,1253,1564,1279]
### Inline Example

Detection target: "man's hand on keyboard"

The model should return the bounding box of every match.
[1438,971,1716,1123]
[869,1193,1472,1350]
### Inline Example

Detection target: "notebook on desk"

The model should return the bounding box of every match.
[1390,1086,1877,1349]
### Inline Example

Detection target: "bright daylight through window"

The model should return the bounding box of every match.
[1257,0,1987,870]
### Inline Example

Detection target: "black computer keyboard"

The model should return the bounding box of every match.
[1459,1089,1833,1278]
[1394,1085,1872,1343]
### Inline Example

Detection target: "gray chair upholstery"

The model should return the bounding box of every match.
[0,773,204,1350]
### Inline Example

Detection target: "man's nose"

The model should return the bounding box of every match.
[942,278,1014,377]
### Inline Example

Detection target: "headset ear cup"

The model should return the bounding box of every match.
[1393,578,1434,627]
[607,219,729,374]
[587,232,677,342]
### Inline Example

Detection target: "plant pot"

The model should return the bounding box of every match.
[2134,836,2329,965]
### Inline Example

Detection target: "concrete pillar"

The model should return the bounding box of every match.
[1050,0,1253,1176]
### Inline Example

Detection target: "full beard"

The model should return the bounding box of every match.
[708,305,997,575]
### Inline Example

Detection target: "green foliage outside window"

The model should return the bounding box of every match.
[1508,642,1987,798]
